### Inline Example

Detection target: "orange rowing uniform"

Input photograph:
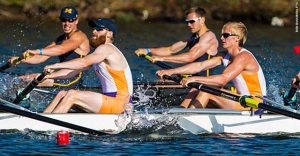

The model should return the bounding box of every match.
[93,44,133,114]
[222,48,267,100]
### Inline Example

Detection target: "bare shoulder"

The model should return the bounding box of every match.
[201,31,217,40]
[236,50,253,61]
[94,44,115,54]
[70,31,88,40]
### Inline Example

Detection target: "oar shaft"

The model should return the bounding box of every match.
[164,75,300,120]
[13,71,48,103]
[259,103,300,120]
[144,55,173,69]
[0,57,22,72]
[143,55,201,77]
[163,75,241,102]
[0,98,106,135]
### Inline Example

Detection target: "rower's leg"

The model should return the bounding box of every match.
[37,79,54,87]
[18,73,38,81]
[208,95,247,110]
[52,90,103,113]
[180,88,199,108]
[190,91,210,108]
[44,90,67,113]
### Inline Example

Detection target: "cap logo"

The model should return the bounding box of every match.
[64,8,73,14]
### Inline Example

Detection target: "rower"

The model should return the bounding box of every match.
[157,22,267,110]
[43,18,133,114]
[7,6,89,87]
[135,7,219,108]
[283,74,300,108]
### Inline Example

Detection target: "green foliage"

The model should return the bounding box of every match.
[0,0,295,23]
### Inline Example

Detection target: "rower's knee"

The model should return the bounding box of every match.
[65,89,79,101]
[57,90,67,98]
[193,92,210,108]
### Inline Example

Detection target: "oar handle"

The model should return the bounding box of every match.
[0,57,22,72]
[0,52,33,72]
[143,55,198,78]
[13,71,48,104]
[162,75,240,102]
[144,55,173,69]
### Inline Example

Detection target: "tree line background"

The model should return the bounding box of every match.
[0,0,296,25]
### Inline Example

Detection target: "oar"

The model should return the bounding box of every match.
[13,71,48,104]
[163,75,300,120]
[0,53,32,72]
[33,88,58,95]
[143,55,174,69]
[0,57,22,72]
[283,77,300,106]
[142,55,195,77]
[0,97,107,135]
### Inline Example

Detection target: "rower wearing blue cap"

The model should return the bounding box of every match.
[8,6,90,87]
[44,18,133,114]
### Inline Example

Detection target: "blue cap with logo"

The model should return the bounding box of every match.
[59,6,78,20]
[88,18,117,36]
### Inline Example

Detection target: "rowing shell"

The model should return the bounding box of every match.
[176,109,300,134]
[0,113,130,134]
[1,108,300,134]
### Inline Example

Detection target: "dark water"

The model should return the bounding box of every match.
[0,19,300,155]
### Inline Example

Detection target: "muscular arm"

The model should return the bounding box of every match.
[46,69,83,79]
[150,41,187,56]
[21,42,56,64]
[187,53,249,87]
[170,56,222,74]
[26,32,85,57]
[156,33,217,64]
[135,40,187,56]
[45,44,112,71]
[40,32,84,56]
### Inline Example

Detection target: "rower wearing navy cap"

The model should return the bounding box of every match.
[44,18,133,114]
[9,6,89,87]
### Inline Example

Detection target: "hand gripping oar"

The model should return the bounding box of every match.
[143,55,174,69]
[0,53,32,72]
[0,57,22,72]
[13,71,48,104]
[142,55,196,77]
[163,75,300,120]
[0,97,107,135]
[283,77,300,106]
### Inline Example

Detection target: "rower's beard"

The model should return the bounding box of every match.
[90,35,106,48]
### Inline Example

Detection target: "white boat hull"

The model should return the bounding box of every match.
[178,113,300,134]
[0,113,127,134]
[1,109,300,134]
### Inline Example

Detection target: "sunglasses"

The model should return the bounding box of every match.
[60,18,77,23]
[222,33,238,39]
[185,17,201,24]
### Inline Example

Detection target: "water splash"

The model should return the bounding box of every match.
[132,84,157,109]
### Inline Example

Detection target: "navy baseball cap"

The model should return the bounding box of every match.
[59,6,78,20]
[88,18,117,36]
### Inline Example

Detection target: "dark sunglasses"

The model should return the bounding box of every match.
[185,17,201,24]
[222,33,238,39]
[60,18,77,23]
